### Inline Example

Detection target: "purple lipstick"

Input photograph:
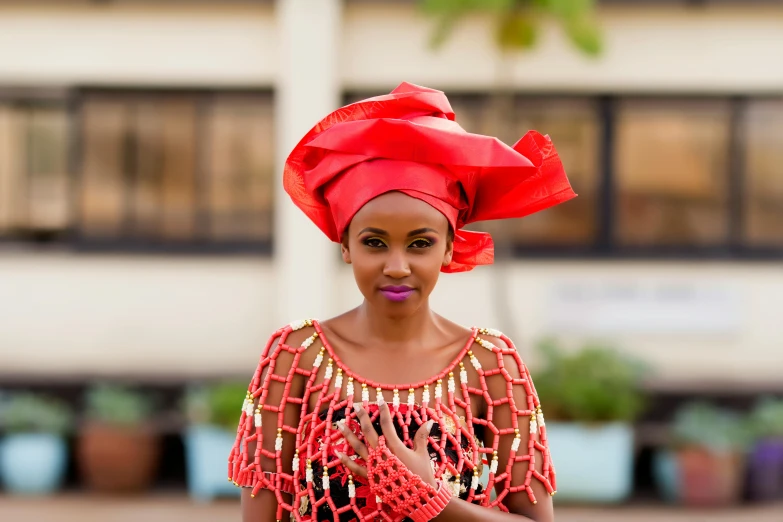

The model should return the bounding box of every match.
[380,285,414,302]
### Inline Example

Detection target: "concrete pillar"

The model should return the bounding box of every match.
[274,0,342,323]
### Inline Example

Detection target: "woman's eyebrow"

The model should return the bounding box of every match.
[407,228,439,237]
[357,227,388,236]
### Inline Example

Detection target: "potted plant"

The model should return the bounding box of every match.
[77,384,160,494]
[183,381,247,501]
[0,392,72,494]
[659,402,751,506]
[747,397,783,502]
[531,339,647,503]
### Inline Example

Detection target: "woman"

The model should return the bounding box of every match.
[229,83,576,522]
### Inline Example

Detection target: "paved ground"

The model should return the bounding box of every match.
[0,494,781,522]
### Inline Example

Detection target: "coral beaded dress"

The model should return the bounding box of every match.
[228,319,555,521]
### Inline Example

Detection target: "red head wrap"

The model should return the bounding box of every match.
[284,82,577,273]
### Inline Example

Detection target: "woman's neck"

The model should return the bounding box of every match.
[353,300,441,346]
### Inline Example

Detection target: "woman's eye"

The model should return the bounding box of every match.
[409,239,433,249]
[364,238,386,248]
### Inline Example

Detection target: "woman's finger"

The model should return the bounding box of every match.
[378,401,406,454]
[335,451,368,479]
[353,404,378,448]
[413,419,434,457]
[337,420,369,461]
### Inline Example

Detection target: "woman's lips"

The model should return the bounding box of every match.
[379,286,414,302]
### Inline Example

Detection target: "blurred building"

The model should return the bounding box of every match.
[0,0,781,396]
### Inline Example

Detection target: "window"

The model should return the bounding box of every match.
[742,99,783,247]
[76,90,275,250]
[432,95,601,247]
[613,99,732,247]
[345,90,783,259]
[0,100,70,239]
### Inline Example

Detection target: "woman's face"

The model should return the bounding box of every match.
[342,192,453,317]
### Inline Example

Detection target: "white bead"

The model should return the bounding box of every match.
[323,474,330,489]
[435,381,442,400]
[530,419,538,434]
[460,369,468,383]
[537,411,546,427]
[376,495,382,504]
[448,376,456,393]
[324,362,333,380]
[275,434,283,451]
[290,319,307,331]
[348,482,356,498]
[407,390,415,407]
[313,352,324,368]
[334,372,343,390]
[244,401,254,417]
[511,436,521,452]
[254,413,262,428]
[450,481,460,496]
[476,338,495,351]
[471,475,479,490]
[490,458,498,474]
[361,387,369,402]
[376,388,384,406]
[392,390,400,409]
[302,334,317,348]
[485,328,502,338]
[292,455,299,470]
[306,467,313,482]
[470,355,482,371]
[422,386,430,405]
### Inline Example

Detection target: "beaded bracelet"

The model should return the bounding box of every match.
[366,436,452,521]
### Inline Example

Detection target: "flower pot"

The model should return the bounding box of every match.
[747,438,783,502]
[652,449,680,504]
[0,433,68,494]
[676,446,744,506]
[545,422,634,503]
[77,421,160,494]
[184,425,241,501]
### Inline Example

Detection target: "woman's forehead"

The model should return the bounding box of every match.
[351,192,448,230]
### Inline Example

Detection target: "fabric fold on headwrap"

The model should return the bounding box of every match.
[284,82,577,273]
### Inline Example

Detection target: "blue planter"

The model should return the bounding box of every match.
[0,433,68,494]
[545,422,634,503]
[184,425,242,502]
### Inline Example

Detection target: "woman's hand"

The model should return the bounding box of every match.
[335,401,437,488]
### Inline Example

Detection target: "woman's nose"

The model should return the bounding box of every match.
[383,248,411,278]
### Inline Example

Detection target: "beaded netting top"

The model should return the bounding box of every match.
[228,320,555,521]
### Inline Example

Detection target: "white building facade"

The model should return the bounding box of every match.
[0,0,781,390]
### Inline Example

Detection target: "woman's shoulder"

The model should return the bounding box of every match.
[259,319,322,366]
[470,326,528,376]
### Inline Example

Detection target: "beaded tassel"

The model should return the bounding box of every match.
[228,321,554,519]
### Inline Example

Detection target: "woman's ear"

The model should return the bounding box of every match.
[442,238,454,267]
[341,241,351,264]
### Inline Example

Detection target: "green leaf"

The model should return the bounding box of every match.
[547,0,596,20]
[496,11,538,50]
[565,16,603,56]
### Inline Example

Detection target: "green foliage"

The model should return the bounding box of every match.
[421,0,602,55]
[749,397,783,440]
[671,402,753,453]
[84,384,155,427]
[184,381,248,431]
[532,339,647,423]
[0,392,73,435]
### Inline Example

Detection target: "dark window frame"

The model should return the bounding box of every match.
[0,86,275,255]
[345,90,783,261]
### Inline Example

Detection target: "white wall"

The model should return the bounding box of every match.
[0,3,277,86]
[1,254,780,390]
[341,3,783,92]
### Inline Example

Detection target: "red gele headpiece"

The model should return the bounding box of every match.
[284,82,577,272]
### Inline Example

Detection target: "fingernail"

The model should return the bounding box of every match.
[426,420,434,433]
[335,421,345,432]
[335,451,343,459]
[353,404,363,414]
